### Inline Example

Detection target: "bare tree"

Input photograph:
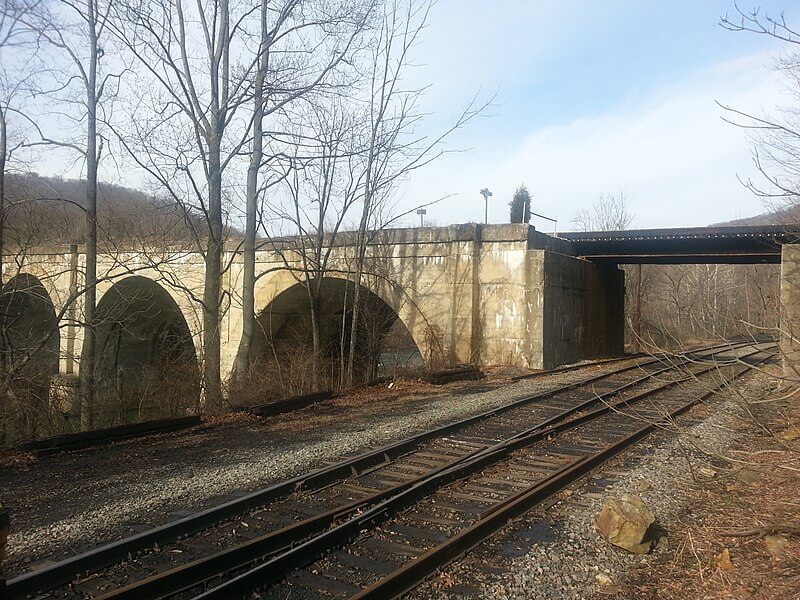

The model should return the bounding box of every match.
[720,5,800,211]
[572,189,634,231]
[233,0,375,378]
[0,0,43,285]
[718,4,800,375]
[236,0,273,382]
[0,1,43,443]
[18,0,121,429]
[345,0,488,385]
[281,105,358,389]
[110,0,379,406]
[109,0,266,409]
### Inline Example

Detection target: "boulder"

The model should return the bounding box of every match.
[596,494,655,554]
[595,573,614,586]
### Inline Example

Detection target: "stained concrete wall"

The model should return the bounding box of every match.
[474,225,535,368]
[539,251,625,369]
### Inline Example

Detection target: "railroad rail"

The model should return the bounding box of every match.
[5,340,768,599]
[16,416,202,456]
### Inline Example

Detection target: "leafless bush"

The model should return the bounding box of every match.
[572,190,634,232]
[91,357,200,428]
[422,323,449,370]
[1,374,54,443]
[227,345,323,408]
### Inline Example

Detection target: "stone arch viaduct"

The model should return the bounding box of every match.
[4,223,799,394]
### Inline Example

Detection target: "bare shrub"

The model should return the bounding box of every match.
[90,357,200,428]
[422,323,449,370]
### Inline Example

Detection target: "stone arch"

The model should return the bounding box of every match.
[0,273,61,441]
[252,269,437,356]
[89,276,200,425]
[242,274,426,399]
[0,273,60,374]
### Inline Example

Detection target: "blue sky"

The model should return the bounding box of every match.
[25,1,795,231]
[402,0,795,229]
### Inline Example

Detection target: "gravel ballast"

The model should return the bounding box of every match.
[407,372,777,600]
[0,359,639,574]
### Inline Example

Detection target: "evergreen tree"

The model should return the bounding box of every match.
[509,184,532,223]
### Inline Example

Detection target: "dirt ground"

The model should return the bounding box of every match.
[617,380,800,599]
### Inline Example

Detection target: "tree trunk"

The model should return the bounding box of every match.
[338,278,349,389]
[346,212,369,387]
[346,136,378,387]
[80,0,99,430]
[0,108,5,287]
[204,138,224,409]
[0,109,5,444]
[202,0,230,410]
[309,283,320,390]
[233,0,268,379]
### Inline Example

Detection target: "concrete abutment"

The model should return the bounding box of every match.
[443,224,625,370]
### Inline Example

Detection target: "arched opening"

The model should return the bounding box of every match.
[91,276,199,426]
[237,277,422,404]
[0,273,60,442]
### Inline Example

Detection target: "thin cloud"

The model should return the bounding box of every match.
[408,52,785,229]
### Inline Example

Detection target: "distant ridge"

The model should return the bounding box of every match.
[712,203,800,227]
[3,172,240,248]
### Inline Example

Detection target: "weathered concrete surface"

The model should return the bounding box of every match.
[528,251,625,369]
[2,224,627,384]
[780,244,800,376]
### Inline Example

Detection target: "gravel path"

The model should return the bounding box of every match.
[407,372,775,600]
[0,359,639,575]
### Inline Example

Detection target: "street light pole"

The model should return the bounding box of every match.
[479,188,492,224]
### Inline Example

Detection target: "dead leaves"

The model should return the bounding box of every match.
[716,548,735,571]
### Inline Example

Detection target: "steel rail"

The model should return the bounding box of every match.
[17,416,203,456]
[5,341,741,598]
[510,354,647,382]
[192,344,770,599]
[510,337,761,382]
[92,343,748,600]
[352,351,773,599]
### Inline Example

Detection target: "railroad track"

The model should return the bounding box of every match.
[5,340,769,600]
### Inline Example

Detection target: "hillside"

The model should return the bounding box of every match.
[712,202,800,227]
[3,173,224,248]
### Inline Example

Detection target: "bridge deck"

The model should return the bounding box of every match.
[557,225,800,264]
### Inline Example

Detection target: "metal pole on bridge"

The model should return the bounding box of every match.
[480,188,492,224]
